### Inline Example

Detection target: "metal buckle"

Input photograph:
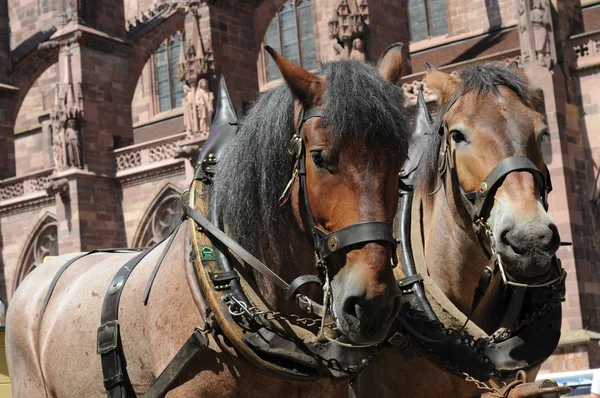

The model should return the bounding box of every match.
[97,320,119,355]
[388,332,411,351]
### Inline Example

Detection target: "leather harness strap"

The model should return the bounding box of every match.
[186,205,324,314]
[37,249,142,398]
[98,223,186,398]
[142,219,184,305]
[98,249,154,397]
[140,329,208,398]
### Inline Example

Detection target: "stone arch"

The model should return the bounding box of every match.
[11,32,60,123]
[127,8,185,102]
[132,183,183,248]
[13,212,58,293]
[255,0,319,88]
[254,0,289,46]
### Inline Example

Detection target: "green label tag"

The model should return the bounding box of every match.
[200,246,216,261]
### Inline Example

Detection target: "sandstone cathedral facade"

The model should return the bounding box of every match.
[1,0,600,373]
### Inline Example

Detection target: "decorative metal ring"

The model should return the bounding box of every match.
[327,236,338,252]
[479,182,488,197]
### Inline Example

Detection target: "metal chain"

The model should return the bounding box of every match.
[463,373,508,397]
[491,301,559,342]
[221,294,324,328]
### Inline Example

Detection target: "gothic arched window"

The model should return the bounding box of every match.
[259,0,317,85]
[154,33,184,113]
[132,184,184,248]
[13,213,58,293]
[408,0,448,43]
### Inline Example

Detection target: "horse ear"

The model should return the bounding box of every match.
[377,43,404,83]
[424,63,460,104]
[265,46,325,106]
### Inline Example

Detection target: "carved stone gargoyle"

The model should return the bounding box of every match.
[44,178,70,202]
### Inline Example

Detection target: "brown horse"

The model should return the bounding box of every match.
[355,63,564,397]
[6,46,410,397]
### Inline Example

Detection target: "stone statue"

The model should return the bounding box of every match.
[349,38,365,61]
[325,0,369,62]
[65,118,81,168]
[530,0,550,61]
[195,79,214,135]
[52,121,67,171]
[182,83,196,135]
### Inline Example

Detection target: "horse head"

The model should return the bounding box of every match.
[261,45,408,345]
[421,63,560,318]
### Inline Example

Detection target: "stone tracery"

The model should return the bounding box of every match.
[132,185,184,248]
[13,214,58,293]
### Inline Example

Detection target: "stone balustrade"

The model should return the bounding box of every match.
[0,169,53,201]
[114,133,186,172]
[572,30,600,70]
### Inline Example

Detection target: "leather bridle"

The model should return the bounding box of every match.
[433,89,562,289]
[281,105,398,276]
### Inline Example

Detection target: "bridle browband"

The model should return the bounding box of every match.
[282,105,398,275]
[432,89,562,288]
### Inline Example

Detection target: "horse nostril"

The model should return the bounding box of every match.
[501,229,526,255]
[500,230,509,246]
[343,296,363,319]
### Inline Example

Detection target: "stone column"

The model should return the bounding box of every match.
[46,15,132,252]
[207,2,258,111]
[0,0,16,179]
[518,0,597,371]
[366,0,412,74]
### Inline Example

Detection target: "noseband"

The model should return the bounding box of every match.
[281,106,398,277]
[433,89,562,289]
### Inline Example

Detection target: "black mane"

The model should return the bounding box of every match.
[211,60,409,262]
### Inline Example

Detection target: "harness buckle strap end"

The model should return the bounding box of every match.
[97,320,119,355]
[398,273,424,290]
[209,270,240,291]
[103,373,126,390]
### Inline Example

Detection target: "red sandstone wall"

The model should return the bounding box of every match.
[575,66,600,334]
[7,0,57,48]
[14,64,58,134]
[14,130,53,175]
[446,0,516,37]
[583,5,600,32]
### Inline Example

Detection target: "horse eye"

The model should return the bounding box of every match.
[540,128,550,142]
[450,130,466,144]
[310,151,326,169]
